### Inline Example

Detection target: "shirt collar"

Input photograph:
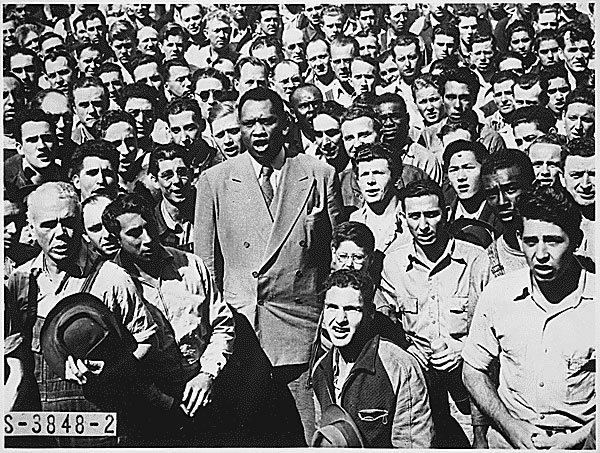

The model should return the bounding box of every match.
[250,148,286,180]
[407,236,465,272]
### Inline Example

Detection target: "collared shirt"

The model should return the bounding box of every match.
[310,77,353,108]
[377,237,489,358]
[115,246,234,379]
[159,199,193,250]
[250,149,285,192]
[71,122,95,145]
[454,199,487,221]
[463,264,595,429]
[187,44,239,69]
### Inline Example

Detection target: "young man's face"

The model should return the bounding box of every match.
[447,150,482,200]
[341,116,377,158]
[330,43,354,83]
[404,194,445,247]
[239,99,285,165]
[45,56,74,93]
[415,86,443,125]
[166,65,192,98]
[181,5,203,37]
[306,41,331,78]
[375,101,406,145]
[514,83,542,108]
[3,76,23,124]
[519,218,574,283]
[387,4,408,33]
[513,122,544,152]
[492,79,516,116]
[19,120,56,170]
[482,165,524,223]
[305,5,323,26]
[86,18,105,44]
[74,86,106,130]
[168,110,201,148]
[112,37,136,66]
[73,156,117,201]
[78,48,102,77]
[116,212,158,262]
[457,16,477,47]
[470,39,495,73]
[393,42,420,82]
[443,81,472,122]
[528,143,562,186]
[211,113,242,158]
[322,14,345,43]
[509,30,532,57]
[323,285,367,349]
[561,32,591,73]
[537,38,560,67]
[252,45,281,72]
[314,113,342,159]
[156,157,192,205]
[259,10,281,36]
[99,70,124,101]
[357,158,394,206]
[379,54,399,86]
[4,200,25,253]
[546,77,570,114]
[535,11,558,32]
[236,63,268,97]
[160,34,184,60]
[83,197,120,258]
[565,102,594,141]
[358,9,376,33]
[194,77,224,119]
[331,241,369,271]
[133,62,163,91]
[10,53,37,88]
[103,121,138,176]
[350,59,377,96]
[124,96,154,139]
[432,33,456,60]
[356,35,378,59]
[564,155,595,207]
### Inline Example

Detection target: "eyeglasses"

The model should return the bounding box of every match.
[196,89,224,102]
[158,168,190,182]
[335,252,367,265]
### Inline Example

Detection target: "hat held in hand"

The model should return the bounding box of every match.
[312,403,365,448]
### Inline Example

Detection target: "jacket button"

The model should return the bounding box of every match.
[299,240,307,247]
[243,242,250,248]
[252,271,259,278]
[257,299,264,306]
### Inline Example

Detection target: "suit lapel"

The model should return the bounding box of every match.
[262,156,313,267]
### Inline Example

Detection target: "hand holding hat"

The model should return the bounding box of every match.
[65,355,105,385]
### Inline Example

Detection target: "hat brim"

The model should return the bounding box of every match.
[313,404,365,447]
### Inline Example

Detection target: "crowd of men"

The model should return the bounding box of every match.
[3,2,596,449]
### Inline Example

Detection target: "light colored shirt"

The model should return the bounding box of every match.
[160,199,193,248]
[250,149,285,191]
[462,264,595,429]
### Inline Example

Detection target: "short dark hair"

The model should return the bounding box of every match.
[250,35,284,60]
[433,23,459,43]
[533,28,558,52]
[331,221,375,255]
[340,106,381,133]
[71,76,109,107]
[481,148,535,188]
[234,55,269,81]
[238,87,285,121]
[160,58,189,81]
[556,21,594,48]
[510,106,556,132]
[102,193,156,237]
[565,137,594,160]
[490,69,518,88]
[43,49,76,73]
[69,139,119,180]
[316,100,346,123]
[399,179,446,216]
[438,67,480,101]
[15,109,57,144]
[516,185,582,247]
[352,142,402,184]
[505,20,534,42]
[98,61,122,78]
[565,86,594,109]
[74,42,103,59]
[166,97,203,126]
[322,269,375,312]
[29,88,70,111]
[192,67,231,92]
[96,110,137,138]
[392,33,421,58]
[539,64,569,93]
[119,82,160,110]
[443,139,489,171]
[148,143,192,176]
[531,133,568,166]
[131,53,161,74]
[330,35,359,56]
[158,22,184,43]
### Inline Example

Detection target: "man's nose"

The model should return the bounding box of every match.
[534,242,549,261]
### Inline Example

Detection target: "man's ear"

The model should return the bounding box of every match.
[16,142,24,156]
[515,227,523,245]
[71,174,81,191]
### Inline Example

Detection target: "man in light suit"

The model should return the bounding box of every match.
[194,87,344,445]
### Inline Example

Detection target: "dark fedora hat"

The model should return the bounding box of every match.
[311,404,365,448]
[41,292,136,379]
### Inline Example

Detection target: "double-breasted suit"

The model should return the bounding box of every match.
[194,152,343,366]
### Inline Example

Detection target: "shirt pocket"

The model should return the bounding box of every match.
[447,296,469,336]
[399,297,419,333]
[564,351,596,404]
[357,408,389,425]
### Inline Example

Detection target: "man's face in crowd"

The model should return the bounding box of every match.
[195,76,224,119]
[341,116,377,158]
[358,8,376,34]
[433,33,456,60]
[306,40,331,78]
[160,34,184,60]
[39,92,72,147]
[314,113,342,159]
[252,45,281,73]
[206,18,231,51]
[73,156,117,200]
[379,54,400,86]
[376,101,406,145]
[45,56,74,94]
[561,31,591,73]
[457,16,477,47]
[394,42,421,83]
[509,30,532,57]
[137,26,159,55]
[492,79,516,116]
[537,38,560,67]
[99,70,124,102]
[282,27,306,66]
[514,82,541,108]
[166,65,192,98]
[10,53,36,89]
[357,158,394,206]
[169,110,201,148]
[322,13,345,43]
[331,241,369,272]
[291,87,322,129]
[513,122,545,152]
[3,20,17,49]
[356,35,379,59]
[227,4,245,22]
[22,30,39,51]
[83,197,120,258]
[19,120,56,170]
[350,60,377,96]
[330,43,354,83]
[564,155,595,207]
[260,10,281,37]
[40,36,64,57]
[181,5,203,37]
[272,62,302,102]
[305,5,323,26]
[323,285,367,349]
[470,39,495,73]
[116,212,158,262]
[237,63,268,96]
[482,165,524,223]
[546,77,570,115]
[74,86,106,130]
[124,96,155,138]
[211,113,242,158]
[31,195,81,263]
[86,18,105,44]
[443,81,472,122]
[3,76,23,125]
[127,4,150,20]
[404,194,445,247]
[240,99,286,165]
[498,56,524,75]
[528,143,562,186]
[133,62,163,91]
[78,47,102,77]
[112,37,136,66]
[75,20,90,44]
[4,200,25,253]
[388,4,408,33]
[448,150,482,200]
[565,102,594,141]
[535,11,558,32]
[103,121,138,176]
[415,86,443,125]
[156,157,192,205]
[519,218,574,283]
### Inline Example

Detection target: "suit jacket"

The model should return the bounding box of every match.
[194,152,343,366]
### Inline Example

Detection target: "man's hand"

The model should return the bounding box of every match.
[407,344,429,371]
[430,338,462,372]
[181,267,201,295]
[181,372,214,418]
[64,356,105,385]
[532,431,580,450]
[504,418,547,449]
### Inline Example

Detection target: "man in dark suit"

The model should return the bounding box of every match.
[194,87,343,445]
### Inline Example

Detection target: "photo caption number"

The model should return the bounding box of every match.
[4,412,117,436]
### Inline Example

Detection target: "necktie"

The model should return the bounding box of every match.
[260,166,274,207]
